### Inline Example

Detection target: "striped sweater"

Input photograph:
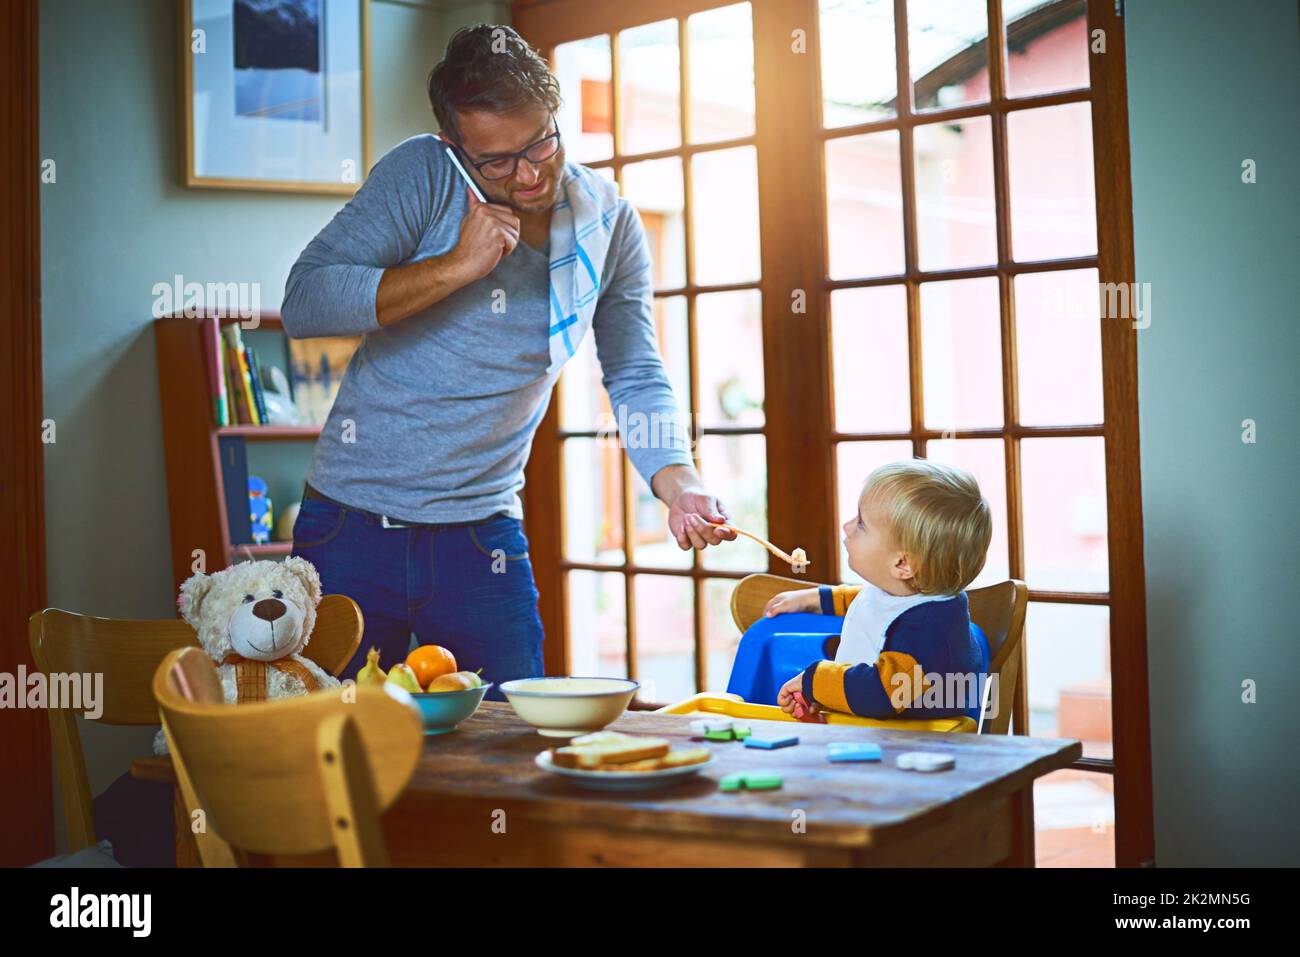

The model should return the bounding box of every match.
[800,584,983,720]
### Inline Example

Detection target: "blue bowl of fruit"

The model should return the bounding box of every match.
[360,645,491,735]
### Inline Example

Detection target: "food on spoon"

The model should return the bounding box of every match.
[385,662,423,694]
[356,647,387,685]
[406,644,457,688]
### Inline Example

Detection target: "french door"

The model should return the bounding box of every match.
[515,0,1151,866]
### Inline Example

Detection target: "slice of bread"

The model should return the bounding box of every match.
[657,747,711,768]
[568,730,638,748]
[552,735,671,769]
[602,757,667,772]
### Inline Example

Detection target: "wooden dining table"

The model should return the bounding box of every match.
[131,701,1081,867]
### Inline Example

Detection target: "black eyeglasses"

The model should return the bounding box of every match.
[456,121,562,181]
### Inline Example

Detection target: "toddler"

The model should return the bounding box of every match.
[772,460,993,721]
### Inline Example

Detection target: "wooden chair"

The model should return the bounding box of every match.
[27,594,364,855]
[153,646,422,867]
[730,574,1028,734]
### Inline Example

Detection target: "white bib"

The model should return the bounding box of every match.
[834,583,953,664]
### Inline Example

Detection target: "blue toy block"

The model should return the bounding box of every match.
[827,742,882,763]
[744,735,799,750]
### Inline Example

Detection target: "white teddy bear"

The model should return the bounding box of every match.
[152,557,341,754]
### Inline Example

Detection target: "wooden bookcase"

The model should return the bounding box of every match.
[154,311,320,594]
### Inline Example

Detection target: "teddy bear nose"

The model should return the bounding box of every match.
[252,598,286,622]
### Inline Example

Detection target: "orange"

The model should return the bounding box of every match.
[406,644,457,689]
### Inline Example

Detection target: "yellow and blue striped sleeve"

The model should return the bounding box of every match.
[817,584,862,616]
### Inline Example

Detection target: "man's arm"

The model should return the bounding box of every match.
[375,190,520,327]
[281,138,520,337]
[591,203,736,551]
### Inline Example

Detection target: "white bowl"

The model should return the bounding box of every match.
[499,676,639,737]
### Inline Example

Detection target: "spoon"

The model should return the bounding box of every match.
[705,521,809,571]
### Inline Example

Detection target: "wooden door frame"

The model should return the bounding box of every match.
[513,0,1152,866]
[0,0,53,866]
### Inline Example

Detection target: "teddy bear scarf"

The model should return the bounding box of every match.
[221,653,321,704]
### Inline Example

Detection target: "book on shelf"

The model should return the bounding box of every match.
[218,435,253,544]
[244,345,270,424]
[221,324,261,425]
[203,317,228,426]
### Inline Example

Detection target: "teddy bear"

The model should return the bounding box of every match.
[152,556,341,754]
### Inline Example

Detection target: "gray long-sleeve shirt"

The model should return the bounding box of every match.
[281,135,692,523]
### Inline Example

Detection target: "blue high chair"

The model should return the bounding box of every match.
[658,574,1028,734]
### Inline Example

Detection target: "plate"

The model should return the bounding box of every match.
[534,750,714,791]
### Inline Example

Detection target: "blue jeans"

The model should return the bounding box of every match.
[290,492,545,702]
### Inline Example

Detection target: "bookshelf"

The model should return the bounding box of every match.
[154,311,323,594]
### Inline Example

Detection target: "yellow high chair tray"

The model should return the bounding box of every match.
[656,692,977,733]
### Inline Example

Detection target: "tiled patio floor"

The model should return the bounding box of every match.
[1034,765,1115,867]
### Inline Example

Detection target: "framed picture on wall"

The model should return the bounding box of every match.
[180,0,371,193]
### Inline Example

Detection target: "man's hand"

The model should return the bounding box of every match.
[448,187,520,283]
[668,491,739,550]
[651,465,738,551]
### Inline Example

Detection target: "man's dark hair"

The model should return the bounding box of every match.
[427,25,562,144]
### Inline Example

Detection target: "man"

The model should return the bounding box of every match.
[281,24,735,696]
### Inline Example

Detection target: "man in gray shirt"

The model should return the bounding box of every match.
[283,25,734,693]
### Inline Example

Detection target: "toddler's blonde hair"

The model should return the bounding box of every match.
[860,460,992,595]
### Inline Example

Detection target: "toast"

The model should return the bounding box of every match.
[602,747,712,772]
[551,733,671,769]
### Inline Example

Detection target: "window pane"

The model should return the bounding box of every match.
[1007,103,1097,261]
[914,115,997,271]
[830,286,911,432]
[1025,601,1112,762]
[1034,767,1115,866]
[553,35,612,163]
[925,438,1009,589]
[633,574,696,703]
[654,295,691,425]
[835,440,913,582]
[820,0,897,128]
[826,130,905,279]
[698,434,768,572]
[567,570,627,679]
[703,577,743,692]
[689,3,755,143]
[1004,1,1090,99]
[1014,269,1103,426]
[696,290,764,429]
[619,19,680,155]
[920,277,1003,429]
[631,466,692,569]
[623,158,686,289]
[1021,437,1108,592]
[691,146,761,285]
[559,327,608,430]
[908,0,989,111]
[563,438,623,564]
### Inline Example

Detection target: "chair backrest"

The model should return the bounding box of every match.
[153,647,422,866]
[27,594,364,853]
[729,574,1028,734]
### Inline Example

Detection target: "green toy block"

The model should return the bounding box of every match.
[743,772,783,790]
[733,725,752,739]
[705,729,735,741]
[720,772,746,791]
